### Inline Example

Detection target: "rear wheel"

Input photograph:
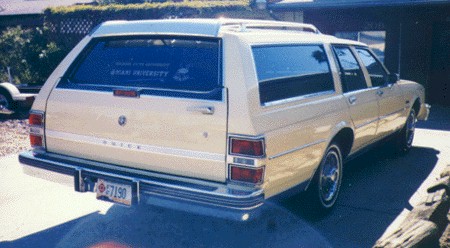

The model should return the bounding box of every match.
[0,90,12,111]
[307,143,343,212]
[395,109,416,154]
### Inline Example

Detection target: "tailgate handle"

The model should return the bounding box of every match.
[187,106,215,115]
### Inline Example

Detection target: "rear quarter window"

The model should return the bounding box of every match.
[59,36,222,101]
[252,44,334,105]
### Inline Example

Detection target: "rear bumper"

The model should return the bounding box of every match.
[19,150,265,221]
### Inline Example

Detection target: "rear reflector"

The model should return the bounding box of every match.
[230,138,265,157]
[230,165,264,184]
[30,134,43,147]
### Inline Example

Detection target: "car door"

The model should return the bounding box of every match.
[333,45,379,151]
[355,48,406,138]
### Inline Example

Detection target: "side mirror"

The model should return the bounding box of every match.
[388,73,399,84]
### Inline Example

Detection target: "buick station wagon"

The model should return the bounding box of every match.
[19,19,430,220]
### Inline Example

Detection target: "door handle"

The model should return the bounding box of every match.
[187,106,215,115]
[348,96,357,104]
[377,90,384,96]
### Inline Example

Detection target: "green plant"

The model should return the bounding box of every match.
[0,26,67,85]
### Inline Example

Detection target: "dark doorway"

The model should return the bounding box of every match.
[429,22,450,105]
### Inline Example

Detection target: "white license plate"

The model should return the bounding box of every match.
[96,179,132,206]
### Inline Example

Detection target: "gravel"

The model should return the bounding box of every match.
[0,113,30,157]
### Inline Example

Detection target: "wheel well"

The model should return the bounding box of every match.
[412,99,420,115]
[0,87,12,100]
[331,128,354,159]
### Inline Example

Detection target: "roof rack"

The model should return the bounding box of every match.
[93,19,321,38]
[219,19,321,34]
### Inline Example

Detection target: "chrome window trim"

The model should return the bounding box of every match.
[269,139,327,160]
[51,88,226,104]
[252,43,335,106]
[262,90,335,107]
[59,35,224,102]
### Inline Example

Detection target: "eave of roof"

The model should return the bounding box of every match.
[269,0,450,10]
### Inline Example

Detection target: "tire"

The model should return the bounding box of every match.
[307,143,343,212]
[395,108,416,155]
[0,89,13,111]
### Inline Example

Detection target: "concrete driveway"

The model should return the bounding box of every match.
[0,106,449,248]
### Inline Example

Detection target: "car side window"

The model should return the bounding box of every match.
[333,46,368,93]
[356,48,388,87]
[253,44,334,105]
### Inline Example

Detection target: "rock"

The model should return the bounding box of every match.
[374,219,438,248]
[440,222,450,248]
[374,189,449,248]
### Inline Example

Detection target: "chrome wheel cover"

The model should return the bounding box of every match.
[319,148,341,206]
[406,110,416,148]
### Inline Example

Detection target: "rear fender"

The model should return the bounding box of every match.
[0,82,20,100]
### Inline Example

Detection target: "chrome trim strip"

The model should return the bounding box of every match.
[269,139,326,160]
[379,108,405,120]
[262,90,335,107]
[355,108,405,130]
[52,88,225,103]
[355,117,379,129]
[46,130,225,162]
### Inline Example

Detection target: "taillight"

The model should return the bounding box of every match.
[30,134,43,147]
[230,165,264,184]
[29,111,45,148]
[29,112,43,126]
[230,137,265,157]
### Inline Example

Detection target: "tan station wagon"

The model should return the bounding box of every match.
[20,19,430,220]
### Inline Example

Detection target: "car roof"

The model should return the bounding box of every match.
[90,18,366,47]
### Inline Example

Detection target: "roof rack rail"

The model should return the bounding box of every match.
[219,19,321,34]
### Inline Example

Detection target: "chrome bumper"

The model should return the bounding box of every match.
[19,151,264,220]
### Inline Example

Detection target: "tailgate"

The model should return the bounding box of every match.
[44,36,228,182]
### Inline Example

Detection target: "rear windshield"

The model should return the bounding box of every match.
[253,44,334,105]
[59,36,222,100]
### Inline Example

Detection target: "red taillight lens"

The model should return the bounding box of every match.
[230,165,264,184]
[29,113,43,126]
[30,134,43,147]
[231,138,264,157]
[29,111,45,148]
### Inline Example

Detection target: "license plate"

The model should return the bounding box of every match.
[96,179,132,206]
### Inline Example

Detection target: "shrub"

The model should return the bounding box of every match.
[0,26,67,85]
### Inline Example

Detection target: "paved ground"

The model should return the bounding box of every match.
[0,106,449,248]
